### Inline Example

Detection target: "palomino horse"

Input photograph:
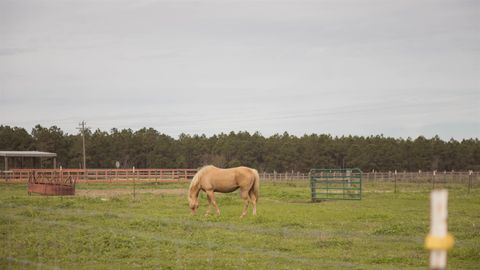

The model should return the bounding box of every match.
[188,165,260,218]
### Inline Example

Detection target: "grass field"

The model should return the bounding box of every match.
[1,181,479,269]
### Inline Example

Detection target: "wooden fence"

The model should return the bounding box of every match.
[1,168,197,183]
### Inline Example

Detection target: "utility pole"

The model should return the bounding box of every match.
[77,121,88,174]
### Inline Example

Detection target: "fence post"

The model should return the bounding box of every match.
[310,171,316,202]
[425,189,454,270]
[394,170,397,193]
[433,171,436,190]
[133,166,136,200]
[468,170,473,193]
[417,170,421,188]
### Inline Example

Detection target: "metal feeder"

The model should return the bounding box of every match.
[28,170,76,196]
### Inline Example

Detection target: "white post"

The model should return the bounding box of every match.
[430,190,447,269]
[426,189,454,270]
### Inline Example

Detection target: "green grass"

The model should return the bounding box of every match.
[1,181,479,269]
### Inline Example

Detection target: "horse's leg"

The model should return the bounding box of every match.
[240,190,249,218]
[207,190,220,215]
[249,192,257,216]
[205,192,212,216]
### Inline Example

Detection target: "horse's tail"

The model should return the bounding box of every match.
[251,169,260,202]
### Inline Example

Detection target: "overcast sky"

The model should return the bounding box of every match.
[1,0,479,139]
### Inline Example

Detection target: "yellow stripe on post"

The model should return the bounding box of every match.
[425,233,455,250]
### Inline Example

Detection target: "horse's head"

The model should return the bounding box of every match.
[188,192,199,214]
[188,168,204,214]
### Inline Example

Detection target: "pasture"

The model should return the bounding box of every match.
[1,181,479,269]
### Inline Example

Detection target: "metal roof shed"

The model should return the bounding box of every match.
[0,151,57,170]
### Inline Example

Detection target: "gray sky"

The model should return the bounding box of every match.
[1,0,479,139]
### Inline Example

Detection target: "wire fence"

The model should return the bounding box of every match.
[260,170,478,182]
[261,170,479,193]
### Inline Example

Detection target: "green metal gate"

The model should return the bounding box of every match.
[310,168,362,201]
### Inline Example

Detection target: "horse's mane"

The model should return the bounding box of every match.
[189,165,215,189]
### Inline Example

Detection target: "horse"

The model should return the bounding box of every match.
[188,165,260,218]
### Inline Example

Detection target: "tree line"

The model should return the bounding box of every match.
[0,125,479,172]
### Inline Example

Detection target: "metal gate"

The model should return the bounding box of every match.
[310,168,362,201]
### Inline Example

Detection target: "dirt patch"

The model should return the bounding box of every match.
[76,188,187,198]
